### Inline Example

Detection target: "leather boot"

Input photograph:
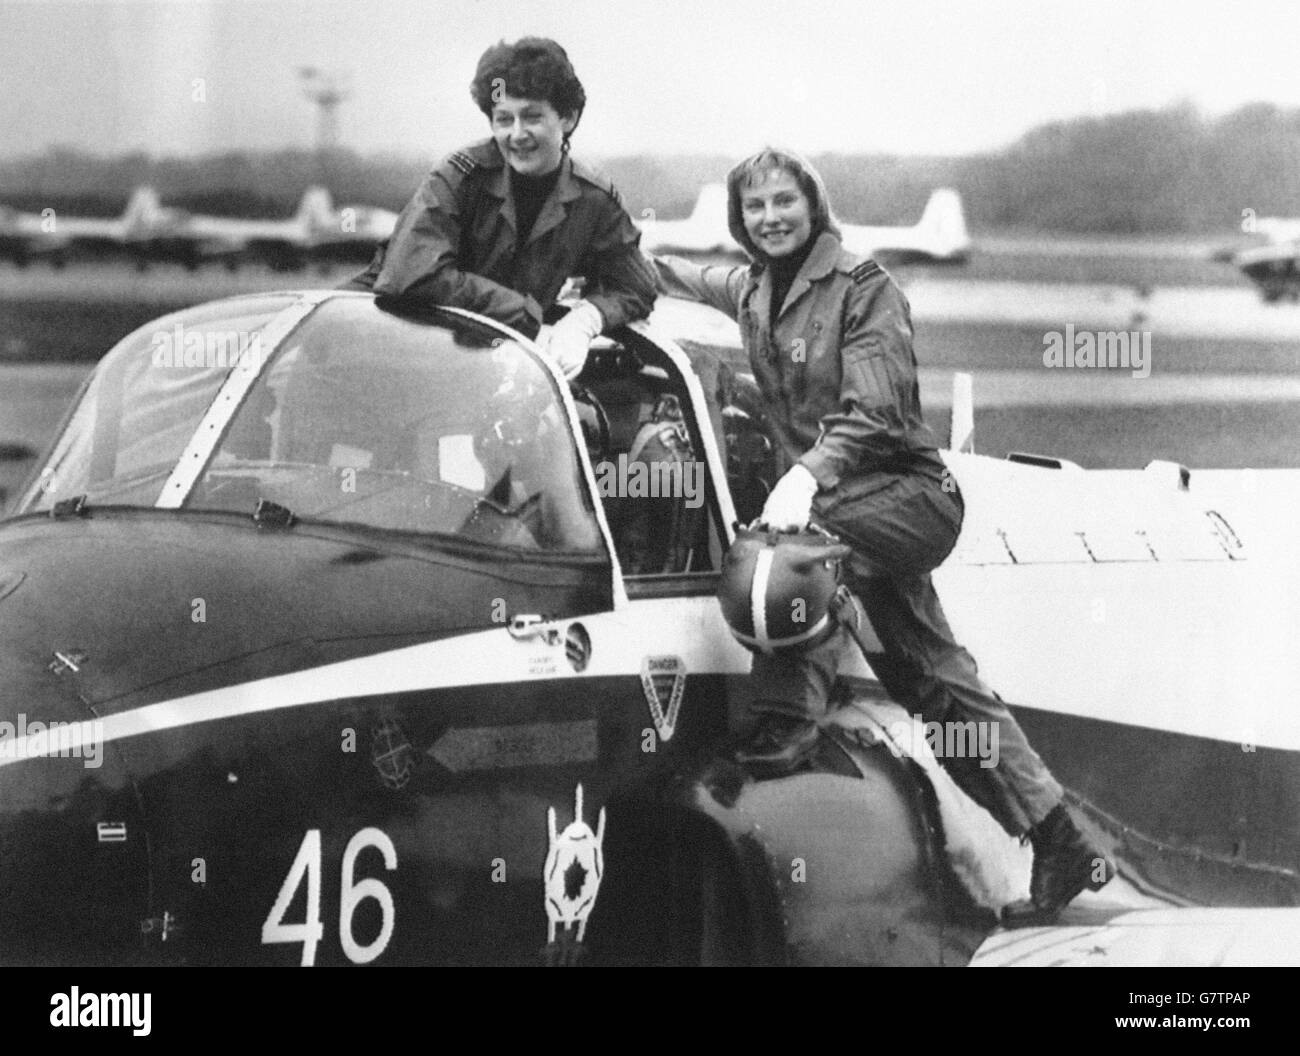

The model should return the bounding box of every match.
[1001,804,1116,927]
[733,713,820,779]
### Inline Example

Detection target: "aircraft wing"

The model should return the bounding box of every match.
[973,905,1300,967]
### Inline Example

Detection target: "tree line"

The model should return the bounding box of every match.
[2,102,1298,234]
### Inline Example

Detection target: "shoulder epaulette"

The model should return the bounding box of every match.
[445,150,478,178]
[569,157,621,204]
[440,139,501,179]
[849,259,883,286]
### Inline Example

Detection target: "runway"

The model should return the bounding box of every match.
[3,252,1299,505]
[901,278,1300,342]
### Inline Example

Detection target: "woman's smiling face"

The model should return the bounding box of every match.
[740,168,812,258]
[490,94,575,176]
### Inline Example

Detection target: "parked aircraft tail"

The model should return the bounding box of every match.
[121,186,164,235]
[917,188,971,261]
[297,186,336,233]
[689,183,729,227]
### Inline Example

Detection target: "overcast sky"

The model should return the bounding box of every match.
[2,0,1299,159]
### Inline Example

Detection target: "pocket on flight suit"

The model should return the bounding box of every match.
[814,471,903,513]
[916,479,963,564]
[812,473,908,574]
[816,473,956,578]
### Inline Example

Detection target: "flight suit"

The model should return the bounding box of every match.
[651,231,1063,836]
[345,138,656,339]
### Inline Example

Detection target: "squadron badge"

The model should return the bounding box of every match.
[543,783,606,944]
[640,655,686,742]
[370,718,414,790]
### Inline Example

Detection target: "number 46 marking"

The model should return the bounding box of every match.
[261,828,397,966]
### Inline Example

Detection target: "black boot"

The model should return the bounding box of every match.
[1001,804,1116,927]
[733,713,820,780]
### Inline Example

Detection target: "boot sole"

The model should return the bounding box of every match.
[1000,856,1116,928]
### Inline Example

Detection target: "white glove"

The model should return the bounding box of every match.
[761,463,819,530]
[540,300,604,379]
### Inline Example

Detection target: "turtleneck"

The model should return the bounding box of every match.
[511,164,563,243]
[767,233,816,329]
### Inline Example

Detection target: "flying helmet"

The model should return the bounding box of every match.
[717,523,851,654]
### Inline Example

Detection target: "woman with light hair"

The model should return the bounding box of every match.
[650,147,1113,925]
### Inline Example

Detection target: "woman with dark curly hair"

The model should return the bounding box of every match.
[346,38,655,378]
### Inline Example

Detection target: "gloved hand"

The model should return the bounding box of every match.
[760,463,819,530]
[540,300,604,379]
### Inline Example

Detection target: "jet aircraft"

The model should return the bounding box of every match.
[0,187,161,268]
[0,290,1294,966]
[133,187,397,272]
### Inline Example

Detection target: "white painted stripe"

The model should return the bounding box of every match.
[0,597,751,767]
[2,583,1296,769]
[751,547,773,653]
[730,613,830,651]
[0,600,693,766]
[156,293,331,509]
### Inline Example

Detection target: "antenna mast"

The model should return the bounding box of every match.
[298,67,352,153]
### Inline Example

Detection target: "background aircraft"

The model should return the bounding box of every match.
[307,197,398,268]
[132,186,396,271]
[137,186,334,271]
[1230,238,1300,303]
[1208,211,1300,302]
[1251,215,1300,244]
[0,187,161,267]
[637,183,737,256]
[839,187,972,265]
